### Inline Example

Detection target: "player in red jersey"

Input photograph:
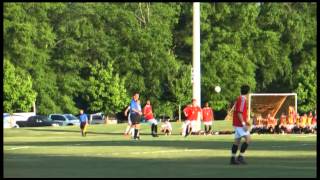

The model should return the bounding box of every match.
[230,85,251,165]
[183,99,202,137]
[202,102,214,135]
[143,99,158,137]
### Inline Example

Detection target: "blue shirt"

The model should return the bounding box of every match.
[79,114,88,123]
[130,99,140,115]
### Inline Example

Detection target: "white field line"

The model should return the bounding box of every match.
[116,149,206,156]
[271,144,313,148]
[256,165,316,170]
[6,146,30,151]
[294,135,317,138]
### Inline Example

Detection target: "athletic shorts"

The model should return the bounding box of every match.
[203,121,212,126]
[146,118,158,125]
[234,126,250,139]
[185,120,197,128]
[80,122,87,129]
[130,113,141,125]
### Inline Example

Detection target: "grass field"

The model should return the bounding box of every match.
[3,120,317,178]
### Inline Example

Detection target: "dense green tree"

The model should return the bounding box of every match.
[3,2,317,117]
[86,61,129,117]
[3,59,37,113]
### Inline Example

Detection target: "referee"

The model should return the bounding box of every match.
[130,93,142,140]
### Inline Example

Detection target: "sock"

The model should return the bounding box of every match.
[130,128,134,137]
[185,125,189,136]
[240,142,249,154]
[231,144,238,157]
[134,129,138,139]
[209,125,212,132]
[151,124,155,134]
[205,125,208,133]
[155,124,158,134]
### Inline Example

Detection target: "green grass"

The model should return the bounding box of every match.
[3,120,317,178]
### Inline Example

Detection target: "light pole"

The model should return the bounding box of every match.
[193,2,201,131]
[192,2,201,105]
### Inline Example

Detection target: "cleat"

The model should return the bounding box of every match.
[237,156,247,165]
[230,157,240,165]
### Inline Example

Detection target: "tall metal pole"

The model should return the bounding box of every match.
[193,2,201,131]
[193,2,201,106]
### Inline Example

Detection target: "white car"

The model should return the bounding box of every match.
[90,114,105,124]
[3,115,20,128]
[49,114,80,126]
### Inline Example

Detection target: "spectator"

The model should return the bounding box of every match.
[276,113,287,134]
[161,119,172,136]
[202,102,214,135]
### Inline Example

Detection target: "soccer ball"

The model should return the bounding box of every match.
[215,86,221,93]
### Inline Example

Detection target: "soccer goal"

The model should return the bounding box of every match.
[225,93,297,122]
[248,93,297,120]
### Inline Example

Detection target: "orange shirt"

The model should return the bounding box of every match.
[143,105,154,120]
[202,107,214,122]
[280,115,286,125]
[184,106,202,121]
[233,95,248,127]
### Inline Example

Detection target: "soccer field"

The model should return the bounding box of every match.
[3,121,317,178]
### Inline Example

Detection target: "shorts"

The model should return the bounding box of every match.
[234,126,250,139]
[146,118,158,125]
[185,120,197,128]
[80,122,87,129]
[203,121,212,126]
[130,113,141,125]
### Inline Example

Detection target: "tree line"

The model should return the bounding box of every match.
[3,3,316,118]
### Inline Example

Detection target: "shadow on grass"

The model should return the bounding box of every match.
[24,128,182,136]
[3,153,316,178]
[4,138,316,151]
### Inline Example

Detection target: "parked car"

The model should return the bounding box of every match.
[48,114,80,126]
[90,114,105,124]
[16,115,60,127]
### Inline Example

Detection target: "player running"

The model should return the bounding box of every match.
[230,85,251,165]
[143,99,159,137]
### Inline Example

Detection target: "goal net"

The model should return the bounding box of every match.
[225,93,297,122]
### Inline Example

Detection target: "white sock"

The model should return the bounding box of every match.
[130,128,134,137]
